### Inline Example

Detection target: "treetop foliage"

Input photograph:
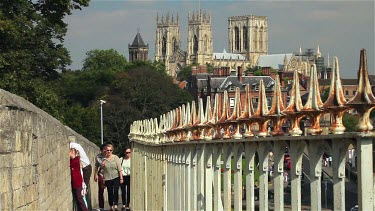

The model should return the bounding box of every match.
[82,49,128,72]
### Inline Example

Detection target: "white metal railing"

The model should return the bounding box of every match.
[129,49,374,211]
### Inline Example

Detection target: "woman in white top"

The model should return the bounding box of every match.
[120,148,131,210]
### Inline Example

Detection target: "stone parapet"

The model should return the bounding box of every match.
[0,89,99,210]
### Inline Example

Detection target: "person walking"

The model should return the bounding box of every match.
[70,142,92,210]
[94,144,107,210]
[70,148,89,211]
[120,148,131,211]
[102,144,123,211]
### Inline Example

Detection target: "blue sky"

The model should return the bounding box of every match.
[64,0,374,79]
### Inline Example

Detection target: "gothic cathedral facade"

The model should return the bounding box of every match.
[155,11,268,77]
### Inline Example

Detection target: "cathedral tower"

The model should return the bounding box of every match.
[187,10,213,66]
[155,12,181,76]
[228,15,268,66]
[128,30,149,62]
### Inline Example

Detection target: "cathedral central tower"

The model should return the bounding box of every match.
[228,15,268,66]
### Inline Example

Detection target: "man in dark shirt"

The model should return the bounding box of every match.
[94,144,107,210]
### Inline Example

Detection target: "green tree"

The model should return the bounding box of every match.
[0,0,89,120]
[246,66,263,76]
[82,49,128,72]
[177,65,192,81]
[105,64,193,153]
[0,0,89,80]
[343,113,360,132]
[206,63,214,73]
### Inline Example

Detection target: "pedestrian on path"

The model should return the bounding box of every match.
[70,148,89,211]
[283,171,288,182]
[329,156,332,167]
[94,144,107,211]
[70,142,92,210]
[102,144,123,211]
[120,148,132,211]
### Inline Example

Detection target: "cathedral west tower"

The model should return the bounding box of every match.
[228,15,268,66]
[155,13,182,77]
[187,10,213,66]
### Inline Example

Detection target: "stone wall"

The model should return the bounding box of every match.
[0,89,100,210]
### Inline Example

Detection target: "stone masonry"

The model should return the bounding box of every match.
[0,89,99,210]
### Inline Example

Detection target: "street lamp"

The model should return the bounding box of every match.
[100,100,106,145]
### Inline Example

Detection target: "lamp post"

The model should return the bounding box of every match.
[100,100,106,145]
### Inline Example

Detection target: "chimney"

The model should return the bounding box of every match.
[237,66,243,83]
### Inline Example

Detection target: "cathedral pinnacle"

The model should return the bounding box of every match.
[316,44,321,58]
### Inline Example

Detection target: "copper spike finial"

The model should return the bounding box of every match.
[322,56,348,134]
[218,90,231,139]
[227,87,242,139]
[303,64,323,110]
[203,96,213,141]
[253,80,270,137]
[302,64,324,135]
[283,69,304,136]
[267,75,286,136]
[346,49,375,132]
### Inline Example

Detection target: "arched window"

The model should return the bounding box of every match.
[259,26,263,50]
[234,26,240,51]
[162,36,167,56]
[243,26,248,50]
[204,35,208,52]
[193,35,198,54]
[254,26,258,50]
[172,37,178,54]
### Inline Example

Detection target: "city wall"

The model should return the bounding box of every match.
[0,89,99,210]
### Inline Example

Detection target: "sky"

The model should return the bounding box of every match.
[64,0,374,79]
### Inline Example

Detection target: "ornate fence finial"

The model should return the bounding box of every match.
[217,90,231,139]
[209,93,222,140]
[227,87,242,139]
[346,49,375,132]
[267,75,286,136]
[203,96,213,140]
[322,57,348,134]
[253,80,270,137]
[238,84,255,137]
[284,70,304,136]
[302,64,324,135]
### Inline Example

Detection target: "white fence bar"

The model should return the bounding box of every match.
[191,147,198,210]
[222,144,232,211]
[273,141,285,211]
[357,136,374,210]
[197,145,205,210]
[245,142,257,211]
[213,144,222,211]
[185,148,191,211]
[233,143,243,211]
[204,144,213,211]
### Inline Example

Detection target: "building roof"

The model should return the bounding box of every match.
[213,49,246,61]
[130,32,147,47]
[219,76,274,90]
[257,53,293,69]
[319,79,358,86]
